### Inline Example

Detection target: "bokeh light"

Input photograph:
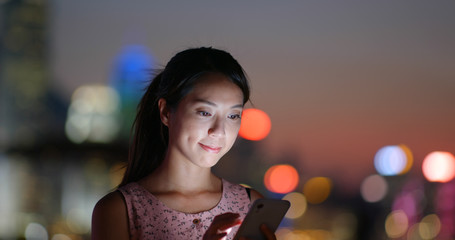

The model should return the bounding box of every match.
[303,177,332,204]
[25,222,48,240]
[392,191,421,229]
[275,228,292,240]
[238,108,271,141]
[51,234,72,240]
[331,212,358,240]
[398,144,413,174]
[419,214,441,239]
[282,192,307,219]
[374,145,410,176]
[385,210,409,238]
[112,44,153,89]
[422,151,455,183]
[360,174,388,203]
[303,230,332,240]
[66,208,90,234]
[276,228,333,240]
[65,85,121,144]
[435,181,455,238]
[111,44,153,138]
[264,164,299,194]
[277,229,309,240]
[407,223,424,240]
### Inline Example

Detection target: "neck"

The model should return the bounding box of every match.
[140,155,221,194]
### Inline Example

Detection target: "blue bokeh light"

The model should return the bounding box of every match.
[374,145,407,176]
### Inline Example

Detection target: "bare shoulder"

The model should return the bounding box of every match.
[248,188,264,202]
[93,191,125,213]
[91,191,129,240]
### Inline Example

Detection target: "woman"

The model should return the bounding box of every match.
[91,47,275,240]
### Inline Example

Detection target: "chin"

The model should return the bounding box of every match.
[199,157,223,168]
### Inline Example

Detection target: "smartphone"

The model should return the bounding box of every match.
[233,198,290,240]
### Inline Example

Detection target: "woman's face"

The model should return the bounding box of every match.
[164,73,244,169]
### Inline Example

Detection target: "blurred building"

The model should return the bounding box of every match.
[0,1,127,239]
[0,0,61,150]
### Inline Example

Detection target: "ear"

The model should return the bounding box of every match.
[158,98,170,126]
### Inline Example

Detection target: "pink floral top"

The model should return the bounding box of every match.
[118,179,252,240]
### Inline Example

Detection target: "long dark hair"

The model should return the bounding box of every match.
[119,47,250,186]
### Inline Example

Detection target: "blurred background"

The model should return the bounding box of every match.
[1,0,454,239]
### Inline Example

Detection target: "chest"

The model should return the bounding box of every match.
[126,191,250,240]
[155,191,223,213]
[120,181,252,239]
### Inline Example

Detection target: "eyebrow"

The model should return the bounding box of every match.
[193,98,243,109]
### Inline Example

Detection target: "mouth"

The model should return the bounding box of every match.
[199,143,222,153]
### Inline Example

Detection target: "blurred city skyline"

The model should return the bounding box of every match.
[50,0,455,192]
[1,0,455,239]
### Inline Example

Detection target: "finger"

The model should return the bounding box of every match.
[260,224,277,240]
[210,213,241,230]
[204,213,241,238]
[219,218,242,231]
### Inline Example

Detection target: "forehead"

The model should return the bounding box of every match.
[183,73,244,105]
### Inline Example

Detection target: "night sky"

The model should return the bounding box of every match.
[50,0,455,192]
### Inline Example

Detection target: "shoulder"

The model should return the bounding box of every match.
[91,191,129,240]
[93,191,126,215]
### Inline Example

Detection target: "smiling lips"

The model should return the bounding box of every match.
[199,143,222,153]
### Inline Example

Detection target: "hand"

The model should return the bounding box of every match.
[238,224,277,240]
[203,212,242,240]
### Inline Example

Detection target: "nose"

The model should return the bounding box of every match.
[208,117,225,137]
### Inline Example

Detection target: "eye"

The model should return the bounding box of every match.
[228,114,241,120]
[198,111,211,117]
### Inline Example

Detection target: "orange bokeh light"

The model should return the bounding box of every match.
[264,164,299,194]
[238,108,271,141]
[303,177,332,204]
[399,144,413,175]
[422,151,455,183]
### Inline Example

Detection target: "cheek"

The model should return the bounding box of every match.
[233,121,242,133]
[227,123,241,139]
[169,118,200,143]
[181,121,207,140]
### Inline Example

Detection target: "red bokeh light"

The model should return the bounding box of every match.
[422,151,455,183]
[264,164,299,194]
[238,108,271,141]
